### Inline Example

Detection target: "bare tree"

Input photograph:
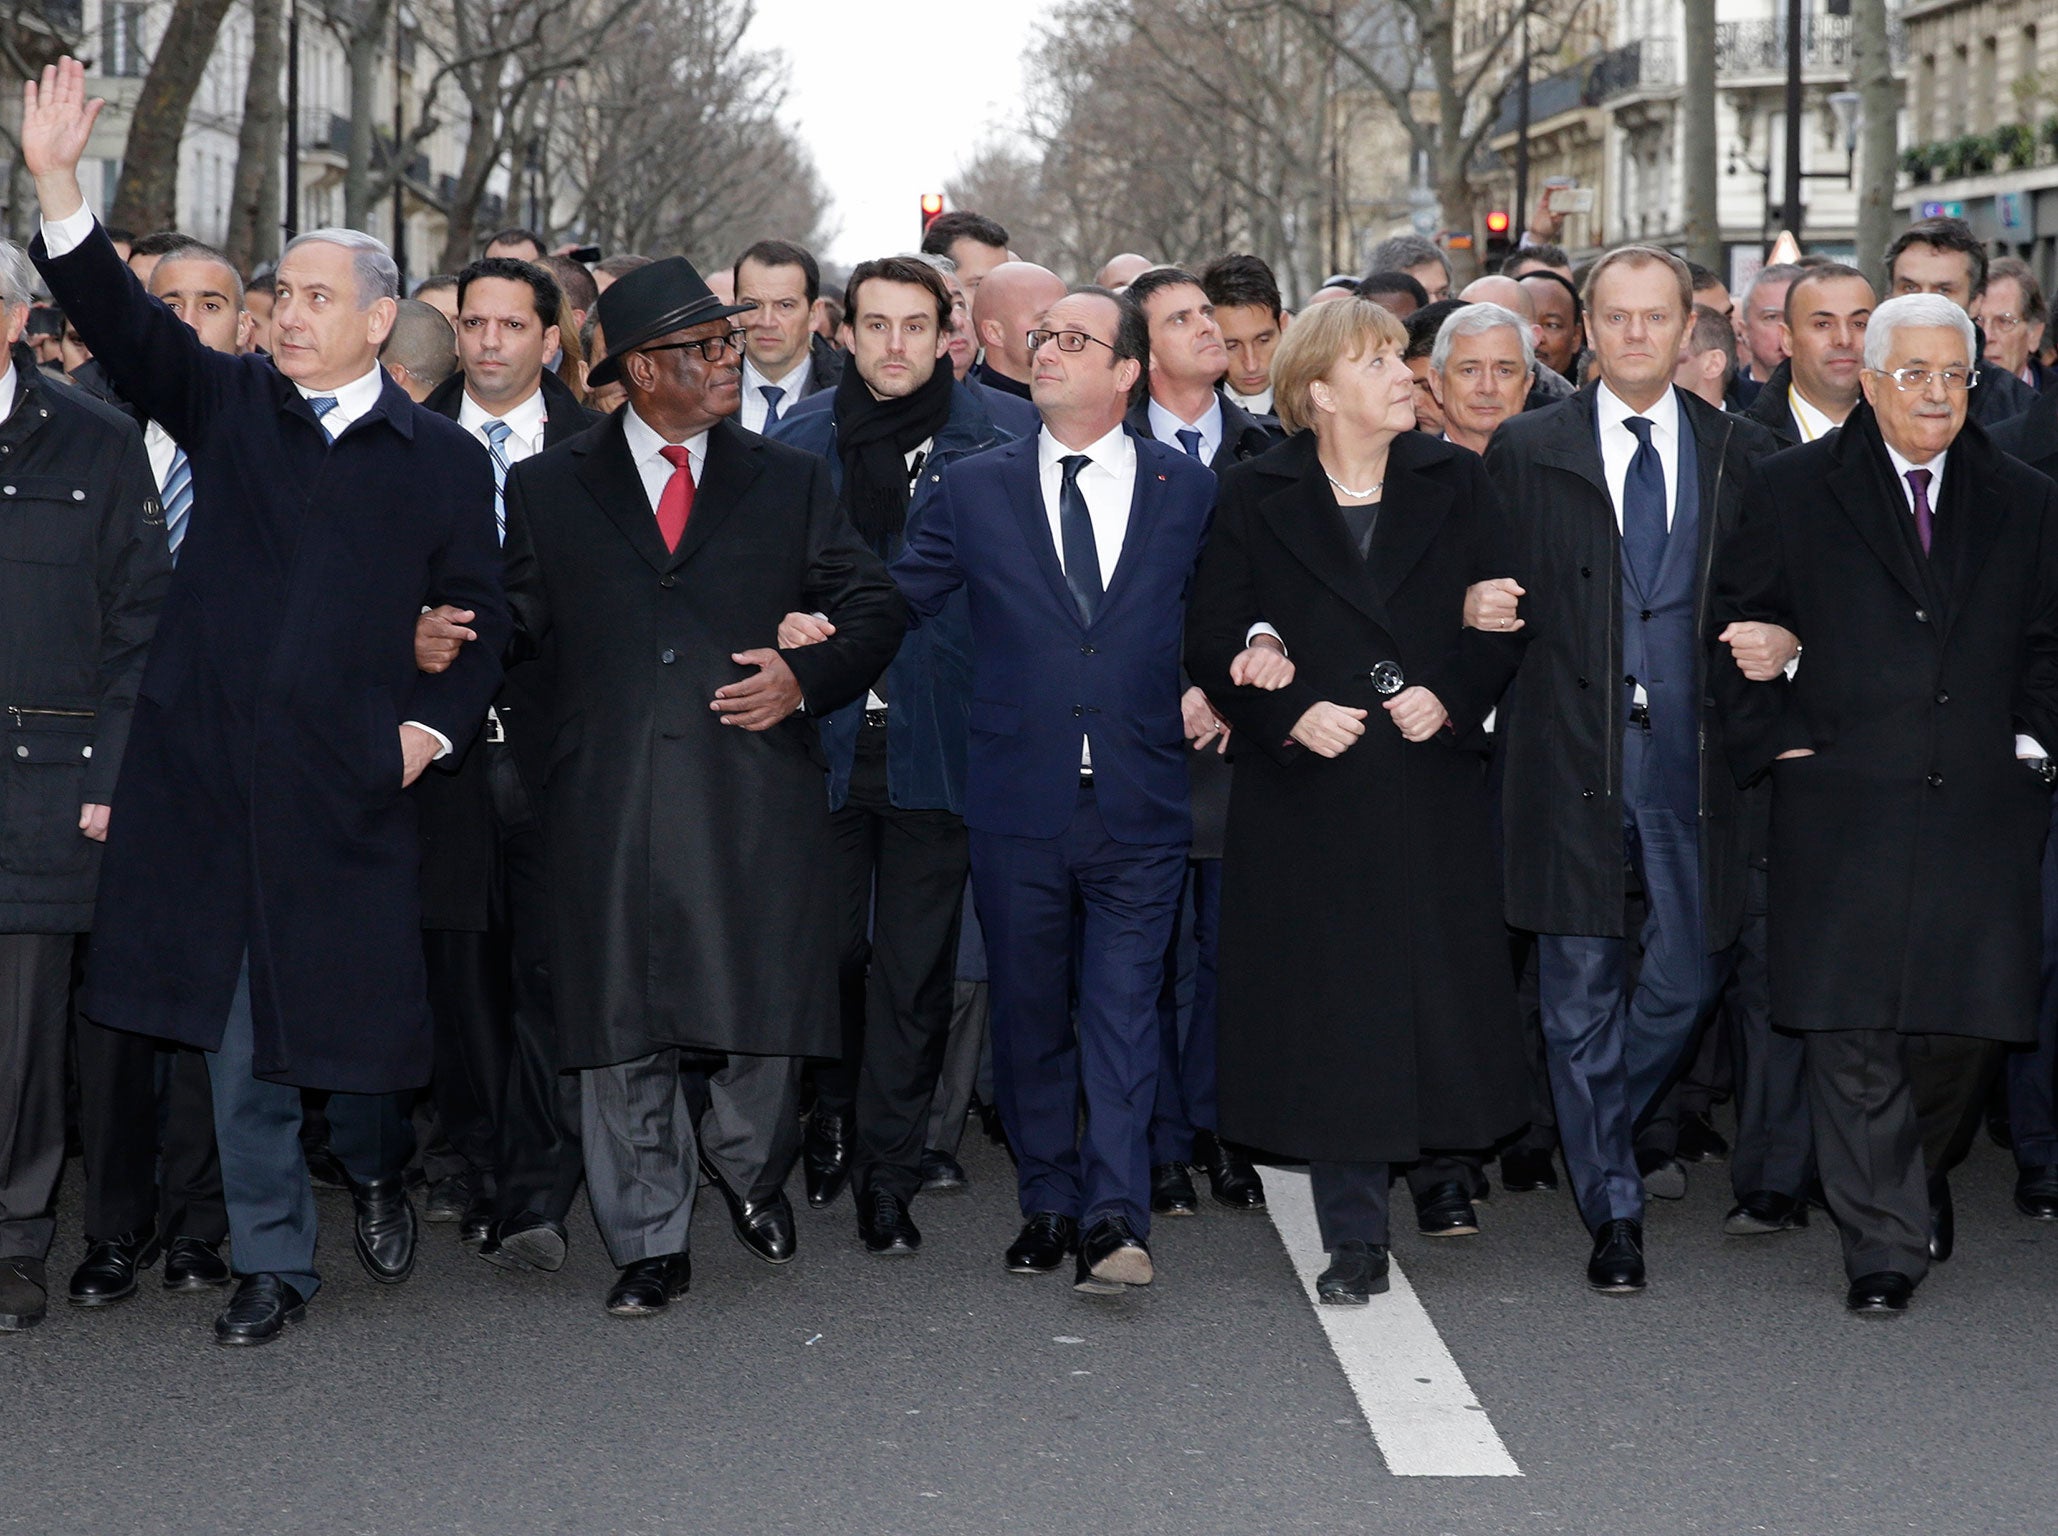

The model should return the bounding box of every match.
[225,0,284,272]
[0,1,88,237]
[109,0,238,232]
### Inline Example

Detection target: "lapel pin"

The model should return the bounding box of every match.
[1157,473,1167,481]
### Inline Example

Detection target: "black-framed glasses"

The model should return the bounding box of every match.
[1027,328,1115,354]
[638,329,748,363]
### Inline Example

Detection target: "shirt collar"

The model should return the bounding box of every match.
[458,383,548,444]
[1226,382,1273,416]
[1595,379,1680,443]
[1147,393,1222,444]
[1787,382,1839,442]
[1884,439,1947,493]
[623,404,709,465]
[742,354,811,400]
[1038,419,1135,477]
[296,362,385,419]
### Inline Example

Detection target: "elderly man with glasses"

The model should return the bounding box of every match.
[1712,291,2058,1315]
[499,256,904,1317]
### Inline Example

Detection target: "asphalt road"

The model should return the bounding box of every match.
[3,1122,2052,1535]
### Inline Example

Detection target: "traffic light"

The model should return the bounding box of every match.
[1484,208,1513,265]
[920,193,945,237]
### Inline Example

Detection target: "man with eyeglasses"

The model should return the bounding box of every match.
[890,286,1217,1295]
[1712,291,2058,1315]
[1977,256,2053,395]
[1885,216,2036,426]
[498,256,903,1317]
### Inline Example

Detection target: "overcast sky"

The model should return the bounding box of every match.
[744,0,1040,268]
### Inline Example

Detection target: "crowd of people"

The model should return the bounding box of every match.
[5,55,2058,1346]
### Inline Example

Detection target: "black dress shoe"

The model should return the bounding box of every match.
[0,1257,47,1332]
[67,1227,161,1306]
[1075,1215,1154,1294]
[1636,1146,1688,1200]
[857,1189,922,1255]
[1316,1241,1390,1304]
[701,1160,797,1265]
[2015,1164,2058,1220]
[1192,1130,1266,1209]
[303,1143,351,1191]
[1586,1218,1646,1293]
[477,1216,568,1273]
[423,1170,476,1224]
[1150,1161,1199,1217]
[919,1149,967,1193]
[1499,1148,1559,1193]
[802,1108,853,1208]
[350,1174,419,1285]
[214,1273,307,1346]
[1675,1110,1730,1163]
[1005,1212,1078,1274]
[459,1194,494,1246]
[1845,1270,1914,1315]
[605,1253,691,1317]
[1415,1181,1480,1237]
[1724,1191,1809,1235]
[1928,1172,1954,1263]
[161,1236,231,1291]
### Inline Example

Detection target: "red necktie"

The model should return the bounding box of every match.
[656,444,695,552]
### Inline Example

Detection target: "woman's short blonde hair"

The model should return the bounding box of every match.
[1270,297,1408,434]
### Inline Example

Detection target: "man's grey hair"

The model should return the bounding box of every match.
[0,240,38,311]
[1862,292,1976,372]
[1431,302,1535,376]
[911,251,958,277]
[1745,261,1804,308]
[281,227,400,306]
[1365,233,1450,285]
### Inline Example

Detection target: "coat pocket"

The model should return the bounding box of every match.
[0,476,94,567]
[0,705,96,877]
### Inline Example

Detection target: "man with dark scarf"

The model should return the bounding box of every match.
[769,255,1019,1256]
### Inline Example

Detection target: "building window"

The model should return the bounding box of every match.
[102,1,146,78]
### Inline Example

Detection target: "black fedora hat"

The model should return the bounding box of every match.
[587,255,754,386]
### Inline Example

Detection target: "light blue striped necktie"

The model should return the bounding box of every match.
[308,394,339,438]
[161,443,194,562]
[483,419,512,544]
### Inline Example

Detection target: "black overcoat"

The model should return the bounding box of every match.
[1482,384,1777,946]
[1186,432,1529,1162]
[413,368,602,930]
[502,413,903,1069]
[39,222,509,1092]
[0,355,167,932]
[1711,405,2058,1041]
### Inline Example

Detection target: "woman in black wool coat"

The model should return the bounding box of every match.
[1185,297,1530,1305]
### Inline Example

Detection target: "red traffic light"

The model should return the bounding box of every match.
[1485,209,1512,236]
[920,193,945,232]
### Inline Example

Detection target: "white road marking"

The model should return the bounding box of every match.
[1262,1166,1522,1478]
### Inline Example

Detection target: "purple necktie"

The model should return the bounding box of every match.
[1907,467,1934,557]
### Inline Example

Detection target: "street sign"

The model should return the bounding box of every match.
[1919,200,1966,219]
[1999,192,2026,232]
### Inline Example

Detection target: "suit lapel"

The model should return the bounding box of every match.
[1938,428,2006,631]
[1098,440,1161,619]
[574,413,671,574]
[668,417,762,572]
[1825,427,1931,613]
[1368,440,1452,602]
[1253,440,1393,633]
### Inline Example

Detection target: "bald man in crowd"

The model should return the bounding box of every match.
[1094,253,1153,290]
[381,298,458,402]
[969,260,1066,407]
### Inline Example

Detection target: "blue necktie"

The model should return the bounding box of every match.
[308,394,340,440]
[483,419,512,544]
[1058,454,1103,625]
[1175,427,1203,460]
[1620,416,1668,593]
[760,385,785,428]
[161,444,193,563]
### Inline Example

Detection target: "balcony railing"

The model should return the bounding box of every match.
[1489,39,1674,138]
[1591,39,1674,98]
[1715,13,1908,74]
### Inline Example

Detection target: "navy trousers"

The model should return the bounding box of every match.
[1150,858,1222,1166]
[206,960,414,1297]
[1538,784,1724,1231]
[971,781,1186,1236]
[2007,792,2058,1170]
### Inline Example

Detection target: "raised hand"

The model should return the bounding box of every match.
[21,58,100,216]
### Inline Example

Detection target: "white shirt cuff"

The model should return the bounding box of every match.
[1246,622,1285,654]
[40,201,98,258]
[2017,735,2046,760]
[403,721,453,761]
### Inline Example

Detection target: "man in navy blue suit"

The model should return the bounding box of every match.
[890,285,1216,1294]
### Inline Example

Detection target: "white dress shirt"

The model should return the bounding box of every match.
[142,418,180,491]
[296,362,387,434]
[1226,382,1273,417]
[458,384,549,464]
[1038,421,1137,768]
[621,405,709,511]
[1147,394,1223,464]
[1883,441,1947,514]
[0,360,18,427]
[739,355,812,433]
[1595,380,1682,532]
[1786,383,1840,444]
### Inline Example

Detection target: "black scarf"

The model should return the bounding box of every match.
[835,359,955,549]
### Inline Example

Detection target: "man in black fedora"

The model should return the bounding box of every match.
[498,256,905,1315]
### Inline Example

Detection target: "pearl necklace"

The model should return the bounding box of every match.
[1324,472,1383,499]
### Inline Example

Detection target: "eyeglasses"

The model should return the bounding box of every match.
[1026,328,1115,355]
[1869,366,1979,392]
[637,329,748,363]
[1983,311,2030,333]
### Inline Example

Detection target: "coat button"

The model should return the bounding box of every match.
[660,649,676,664]
[1927,771,1944,788]
[1081,645,1096,655]
[1577,677,1590,689]
[12,745,24,758]
[1914,608,1929,623]
[71,489,84,501]
[81,745,91,758]
[1580,566,1592,577]
[1640,609,1652,621]
[660,575,676,588]
[1582,787,1596,799]
[3,486,14,495]
[1935,690,1949,705]
[1072,705,1083,717]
